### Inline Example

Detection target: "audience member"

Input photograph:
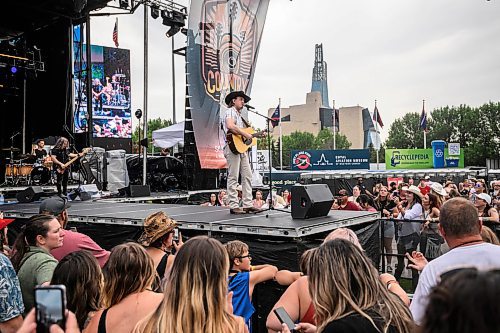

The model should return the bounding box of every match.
[252,190,265,209]
[410,197,500,326]
[85,243,162,333]
[225,240,277,329]
[418,177,431,195]
[480,225,500,245]
[356,177,372,196]
[135,236,247,333]
[138,211,181,292]
[11,214,63,313]
[281,189,291,208]
[218,189,229,206]
[421,269,500,333]
[429,182,446,207]
[0,214,15,256]
[282,239,413,333]
[420,192,443,260]
[474,193,499,224]
[51,251,103,330]
[348,185,361,204]
[39,196,110,267]
[394,185,423,289]
[201,193,220,206]
[374,186,397,272]
[332,189,360,211]
[357,194,377,211]
[0,253,24,333]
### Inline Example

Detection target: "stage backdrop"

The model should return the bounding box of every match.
[186,0,270,169]
[73,38,132,139]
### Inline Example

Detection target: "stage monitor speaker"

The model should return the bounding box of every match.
[291,184,334,219]
[16,186,44,203]
[120,185,151,197]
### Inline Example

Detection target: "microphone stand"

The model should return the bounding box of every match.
[245,107,290,217]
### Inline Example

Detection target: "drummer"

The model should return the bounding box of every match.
[33,139,48,160]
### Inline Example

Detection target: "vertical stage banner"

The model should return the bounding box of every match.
[186,0,270,169]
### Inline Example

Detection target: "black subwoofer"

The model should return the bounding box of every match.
[291,184,334,219]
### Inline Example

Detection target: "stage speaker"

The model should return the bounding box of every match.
[119,185,151,197]
[16,186,44,203]
[291,184,334,219]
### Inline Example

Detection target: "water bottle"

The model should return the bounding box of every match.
[0,193,4,204]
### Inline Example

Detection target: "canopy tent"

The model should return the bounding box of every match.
[152,121,185,148]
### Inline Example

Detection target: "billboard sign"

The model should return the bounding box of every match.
[386,148,464,169]
[291,149,370,171]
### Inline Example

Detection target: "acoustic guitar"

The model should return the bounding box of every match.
[227,128,266,154]
[56,148,91,174]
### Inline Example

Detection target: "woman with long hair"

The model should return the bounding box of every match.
[290,239,413,333]
[51,250,103,330]
[420,192,443,260]
[135,236,246,333]
[374,186,397,272]
[394,185,423,290]
[11,214,63,314]
[85,242,162,333]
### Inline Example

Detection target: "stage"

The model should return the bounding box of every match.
[2,201,379,238]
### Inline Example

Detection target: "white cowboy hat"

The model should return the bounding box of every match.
[402,185,423,199]
[430,182,447,197]
[476,193,492,205]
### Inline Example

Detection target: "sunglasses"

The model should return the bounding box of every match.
[238,254,252,260]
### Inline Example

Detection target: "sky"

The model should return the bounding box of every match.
[89,0,500,141]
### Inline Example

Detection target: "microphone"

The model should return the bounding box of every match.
[245,104,256,110]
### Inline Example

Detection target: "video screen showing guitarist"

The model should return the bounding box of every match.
[223,91,263,215]
[50,137,83,197]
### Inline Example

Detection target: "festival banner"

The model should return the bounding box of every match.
[291,149,370,171]
[186,0,270,169]
[385,148,465,169]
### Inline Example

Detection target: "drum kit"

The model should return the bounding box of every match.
[3,147,54,186]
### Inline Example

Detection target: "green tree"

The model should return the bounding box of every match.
[314,129,351,150]
[369,143,385,164]
[385,112,431,149]
[132,117,173,153]
[281,131,316,167]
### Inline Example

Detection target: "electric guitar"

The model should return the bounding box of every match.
[227,128,266,154]
[56,148,91,174]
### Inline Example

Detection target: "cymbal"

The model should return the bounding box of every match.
[17,154,36,159]
[1,147,20,152]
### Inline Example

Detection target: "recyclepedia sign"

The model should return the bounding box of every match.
[385,149,464,169]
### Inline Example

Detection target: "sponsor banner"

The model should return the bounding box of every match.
[291,149,370,171]
[186,0,270,169]
[386,148,464,169]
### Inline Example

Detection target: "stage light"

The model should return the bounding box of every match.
[10,66,17,74]
[135,109,142,119]
[166,26,181,38]
[150,5,159,19]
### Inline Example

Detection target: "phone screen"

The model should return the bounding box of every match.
[173,228,179,241]
[273,307,295,331]
[35,286,66,333]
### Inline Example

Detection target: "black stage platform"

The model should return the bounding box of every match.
[3,201,379,238]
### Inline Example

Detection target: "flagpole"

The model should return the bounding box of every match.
[332,99,336,150]
[423,99,427,149]
[279,98,282,170]
[375,99,379,170]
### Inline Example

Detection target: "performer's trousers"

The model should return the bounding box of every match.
[224,145,253,209]
[56,171,68,196]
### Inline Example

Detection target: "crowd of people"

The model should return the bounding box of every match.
[1,176,500,332]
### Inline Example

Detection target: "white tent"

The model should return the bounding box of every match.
[152,121,185,148]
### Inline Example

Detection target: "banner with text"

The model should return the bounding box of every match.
[291,149,370,171]
[186,0,270,168]
[385,148,465,169]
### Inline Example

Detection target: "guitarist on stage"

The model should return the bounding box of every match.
[50,137,83,197]
[223,91,262,215]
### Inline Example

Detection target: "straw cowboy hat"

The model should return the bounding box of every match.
[224,91,251,107]
[430,182,447,197]
[402,185,423,199]
[138,211,177,247]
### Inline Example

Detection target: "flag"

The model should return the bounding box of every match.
[420,105,427,131]
[270,104,280,128]
[332,108,339,125]
[373,105,384,128]
[113,18,119,48]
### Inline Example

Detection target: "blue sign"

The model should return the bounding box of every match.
[291,149,370,171]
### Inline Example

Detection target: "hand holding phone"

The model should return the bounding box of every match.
[35,285,67,333]
[273,307,296,332]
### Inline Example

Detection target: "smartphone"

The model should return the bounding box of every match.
[34,285,67,333]
[273,307,295,332]
[173,228,179,241]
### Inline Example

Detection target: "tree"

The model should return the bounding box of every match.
[132,117,173,153]
[385,112,431,149]
[369,143,385,164]
[314,129,351,150]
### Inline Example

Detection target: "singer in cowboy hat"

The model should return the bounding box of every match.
[222,91,262,215]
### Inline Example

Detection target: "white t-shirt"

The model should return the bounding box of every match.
[222,106,245,138]
[410,242,500,325]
